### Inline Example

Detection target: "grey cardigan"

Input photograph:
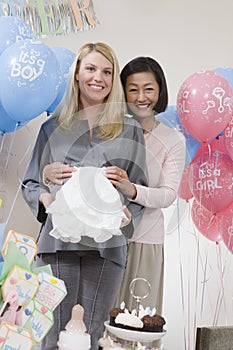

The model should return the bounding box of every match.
[22,115,148,266]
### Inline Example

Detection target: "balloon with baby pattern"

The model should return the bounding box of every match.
[0,39,61,122]
[177,70,232,143]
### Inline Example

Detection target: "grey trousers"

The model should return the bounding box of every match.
[36,251,125,350]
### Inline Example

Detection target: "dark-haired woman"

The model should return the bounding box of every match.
[106,57,186,314]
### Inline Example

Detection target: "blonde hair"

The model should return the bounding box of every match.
[55,42,126,139]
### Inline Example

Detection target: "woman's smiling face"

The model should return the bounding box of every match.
[125,71,160,121]
[76,51,113,108]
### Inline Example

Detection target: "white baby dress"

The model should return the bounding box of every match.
[46,167,127,243]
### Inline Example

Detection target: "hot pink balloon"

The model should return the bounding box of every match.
[217,202,233,254]
[224,116,233,161]
[190,151,233,213]
[178,164,193,201]
[191,199,221,243]
[177,70,232,143]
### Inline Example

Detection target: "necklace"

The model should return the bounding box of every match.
[143,119,159,134]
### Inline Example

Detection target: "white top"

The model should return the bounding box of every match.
[130,123,186,244]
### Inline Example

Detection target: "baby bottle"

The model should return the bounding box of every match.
[57,304,91,350]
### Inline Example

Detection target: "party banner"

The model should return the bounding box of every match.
[0,0,99,37]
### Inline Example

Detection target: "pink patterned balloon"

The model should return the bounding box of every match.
[191,199,221,243]
[177,70,232,142]
[217,202,233,254]
[190,151,233,213]
[224,116,233,161]
[178,164,193,201]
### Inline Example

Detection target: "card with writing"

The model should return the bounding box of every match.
[34,270,67,311]
[21,299,54,343]
[1,265,38,306]
[0,321,33,349]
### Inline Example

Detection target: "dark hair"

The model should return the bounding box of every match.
[120,56,168,113]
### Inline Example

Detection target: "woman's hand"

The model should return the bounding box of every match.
[43,162,76,185]
[120,205,132,228]
[104,166,137,199]
[39,193,55,209]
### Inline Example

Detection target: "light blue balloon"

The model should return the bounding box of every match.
[0,103,26,133]
[214,67,233,89]
[0,39,61,122]
[156,105,180,129]
[47,47,75,114]
[0,16,35,55]
[156,105,201,166]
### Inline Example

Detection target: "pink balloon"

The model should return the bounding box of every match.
[191,199,221,243]
[211,135,228,154]
[224,116,233,161]
[190,151,233,213]
[177,70,232,142]
[178,164,193,201]
[217,202,233,254]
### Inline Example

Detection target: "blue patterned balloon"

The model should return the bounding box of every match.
[47,47,75,114]
[0,16,35,55]
[0,103,26,133]
[0,39,61,122]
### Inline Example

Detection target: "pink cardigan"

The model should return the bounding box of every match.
[130,122,186,244]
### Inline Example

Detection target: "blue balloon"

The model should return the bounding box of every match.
[47,47,75,114]
[156,105,180,129]
[214,67,233,89]
[156,105,201,166]
[0,39,61,122]
[0,103,26,133]
[0,16,35,55]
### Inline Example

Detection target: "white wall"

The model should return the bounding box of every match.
[1,1,233,349]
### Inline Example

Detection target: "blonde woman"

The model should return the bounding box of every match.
[22,43,147,350]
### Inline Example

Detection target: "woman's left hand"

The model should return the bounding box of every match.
[104,166,137,199]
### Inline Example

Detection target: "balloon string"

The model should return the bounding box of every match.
[213,243,227,326]
[199,142,211,167]
[1,124,20,186]
[177,198,187,350]
[0,132,6,155]
[200,252,208,316]
[5,181,21,228]
[193,223,200,350]
[16,124,32,187]
[187,260,191,350]
[4,124,32,226]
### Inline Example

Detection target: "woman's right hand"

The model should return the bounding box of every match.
[43,162,76,185]
[39,193,55,209]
